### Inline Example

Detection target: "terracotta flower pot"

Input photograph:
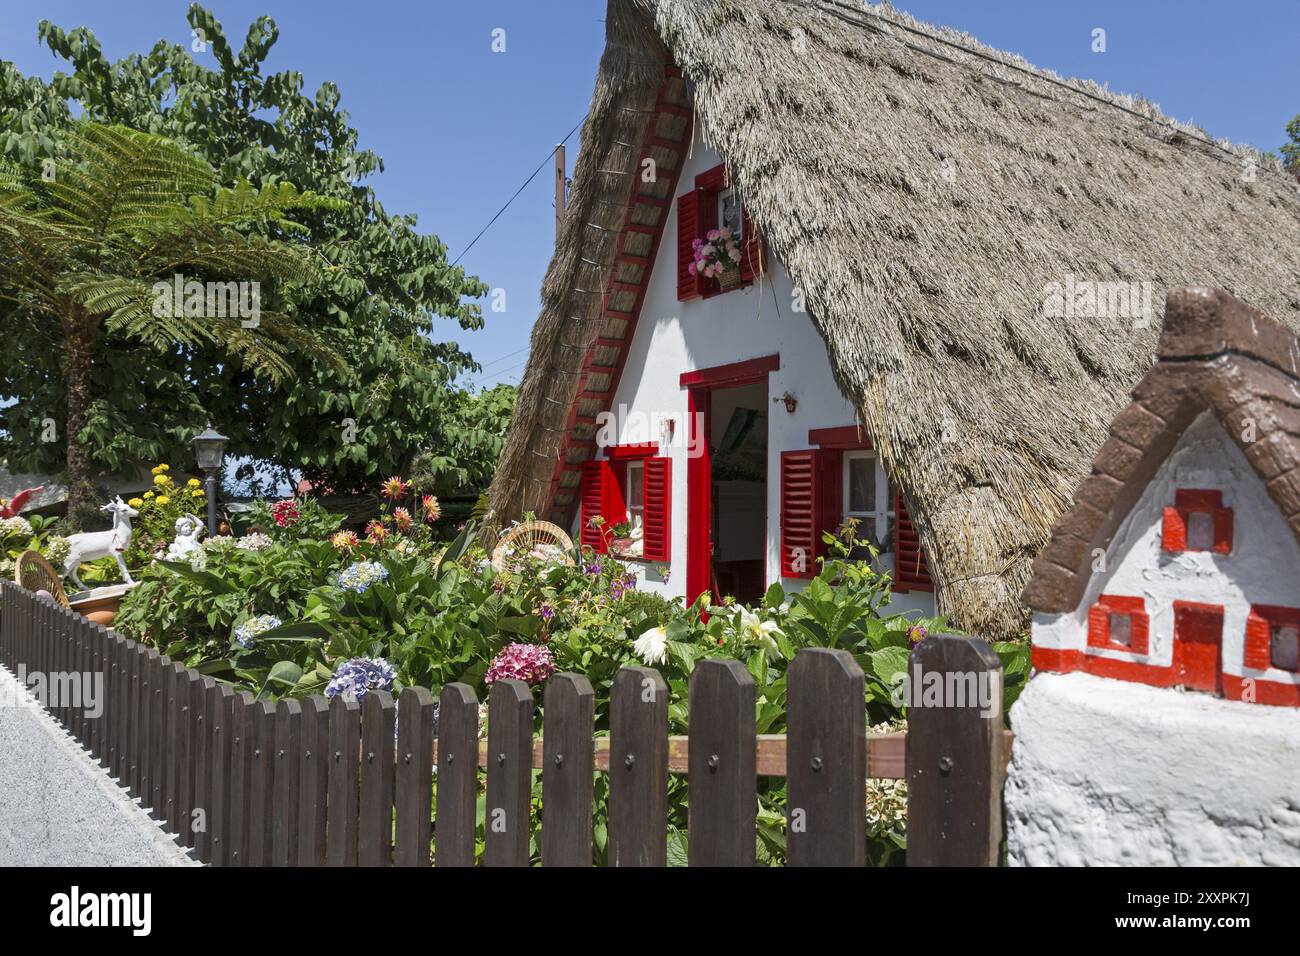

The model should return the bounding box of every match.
[68,583,136,627]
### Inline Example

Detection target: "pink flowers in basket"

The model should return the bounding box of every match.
[689,226,743,281]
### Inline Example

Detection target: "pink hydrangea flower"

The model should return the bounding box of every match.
[485,642,556,686]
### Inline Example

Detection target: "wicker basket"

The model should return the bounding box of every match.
[718,264,742,290]
[14,550,70,606]
[491,520,576,571]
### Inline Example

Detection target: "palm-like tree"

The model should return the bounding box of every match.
[0,122,342,525]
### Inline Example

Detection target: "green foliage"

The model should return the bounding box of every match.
[0,4,504,497]
[1283,114,1300,172]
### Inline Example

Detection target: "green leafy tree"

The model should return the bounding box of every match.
[0,4,499,498]
[0,122,341,524]
[1283,115,1300,173]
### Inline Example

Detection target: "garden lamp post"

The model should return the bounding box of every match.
[192,425,228,538]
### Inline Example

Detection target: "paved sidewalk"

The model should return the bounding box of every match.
[0,663,196,866]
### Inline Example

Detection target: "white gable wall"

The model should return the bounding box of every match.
[1033,412,1300,686]
[584,129,934,617]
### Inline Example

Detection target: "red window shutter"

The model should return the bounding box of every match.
[676,189,703,301]
[816,448,843,552]
[580,460,625,553]
[780,450,819,578]
[580,460,607,552]
[1212,508,1234,555]
[1087,604,1110,649]
[1130,609,1150,655]
[1161,506,1187,551]
[1244,610,1271,670]
[642,456,672,562]
[739,206,766,283]
[893,488,933,592]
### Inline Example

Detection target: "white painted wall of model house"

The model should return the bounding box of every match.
[1032,412,1300,689]
[578,127,935,617]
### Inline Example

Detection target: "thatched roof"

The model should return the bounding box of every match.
[490,0,1300,638]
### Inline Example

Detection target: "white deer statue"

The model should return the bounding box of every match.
[64,496,139,591]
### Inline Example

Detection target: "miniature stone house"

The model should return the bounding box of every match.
[1006,288,1300,866]
[1022,287,1300,707]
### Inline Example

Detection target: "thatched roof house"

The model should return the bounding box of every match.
[489,0,1300,638]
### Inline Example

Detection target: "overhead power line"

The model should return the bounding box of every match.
[451,116,585,268]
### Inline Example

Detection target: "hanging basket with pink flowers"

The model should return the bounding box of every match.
[690,226,744,291]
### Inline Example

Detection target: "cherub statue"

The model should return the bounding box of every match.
[165,514,205,561]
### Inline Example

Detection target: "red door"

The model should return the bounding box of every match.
[1172,601,1223,693]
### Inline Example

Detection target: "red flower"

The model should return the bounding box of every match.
[366,520,388,543]
[421,494,441,523]
[271,499,301,528]
[393,507,413,531]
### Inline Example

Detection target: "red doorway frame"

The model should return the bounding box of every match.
[680,355,780,607]
[1172,600,1224,694]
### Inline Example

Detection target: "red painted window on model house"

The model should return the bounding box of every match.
[1162,488,1233,554]
[677,163,766,300]
[779,426,932,590]
[1087,594,1150,654]
[1244,604,1300,673]
[580,444,671,561]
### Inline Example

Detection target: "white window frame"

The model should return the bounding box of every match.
[625,460,645,535]
[842,449,892,550]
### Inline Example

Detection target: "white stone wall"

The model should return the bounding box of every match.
[1005,671,1300,866]
[580,126,935,617]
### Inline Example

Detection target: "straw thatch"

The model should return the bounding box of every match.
[490,0,1300,638]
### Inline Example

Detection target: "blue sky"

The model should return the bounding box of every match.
[2,0,1296,388]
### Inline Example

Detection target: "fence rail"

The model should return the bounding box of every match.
[0,578,1006,866]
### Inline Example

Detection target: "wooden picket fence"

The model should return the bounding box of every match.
[0,578,1006,866]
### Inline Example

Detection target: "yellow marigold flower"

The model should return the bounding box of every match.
[143,491,155,500]
[187,478,201,488]
[155,495,171,506]
[151,465,163,475]
[127,498,144,508]
[158,464,170,472]
[153,474,168,486]
[191,489,204,498]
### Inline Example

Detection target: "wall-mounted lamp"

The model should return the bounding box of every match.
[775,392,798,414]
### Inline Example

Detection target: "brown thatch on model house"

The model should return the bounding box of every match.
[490,0,1300,638]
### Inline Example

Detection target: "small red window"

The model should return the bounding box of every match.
[1087,594,1150,654]
[580,447,670,560]
[676,163,765,301]
[1162,488,1233,554]
[1245,605,1300,672]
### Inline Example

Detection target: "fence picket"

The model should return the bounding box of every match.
[358,691,397,866]
[272,699,303,866]
[609,666,668,867]
[207,682,235,866]
[434,682,479,867]
[228,691,255,866]
[191,676,213,860]
[394,687,436,867]
[169,663,194,843]
[787,648,865,867]
[325,694,361,867]
[688,659,756,866]
[248,699,277,866]
[297,696,330,866]
[484,679,533,867]
[906,634,1005,867]
[152,654,174,824]
[541,673,595,867]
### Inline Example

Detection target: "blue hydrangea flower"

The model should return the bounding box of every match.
[233,614,282,649]
[338,560,389,594]
[325,656,397,701]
